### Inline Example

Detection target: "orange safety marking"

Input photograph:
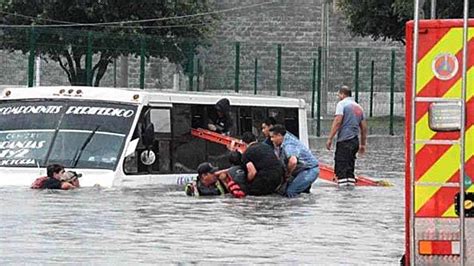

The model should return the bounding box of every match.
[419,240,433,255]
[419,240,458,255]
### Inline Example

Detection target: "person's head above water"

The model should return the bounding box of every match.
[46,164,65,179]
[197,162,219,186]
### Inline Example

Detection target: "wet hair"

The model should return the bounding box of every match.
[269,124,287,136]
[339,85,352,97]
[242,131,256,144]
[228,151,242,166]
[263,117,277,126]
[47,164,64,178]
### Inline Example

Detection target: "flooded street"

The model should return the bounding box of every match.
[0,147,405,265]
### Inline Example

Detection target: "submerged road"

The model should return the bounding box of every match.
[0,146,405,265]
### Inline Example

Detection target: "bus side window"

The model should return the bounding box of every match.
[238,106,253,135]
[268,107,299,137]
[191,105,206,129]
[252,107,267,140]
[284,108,299,138]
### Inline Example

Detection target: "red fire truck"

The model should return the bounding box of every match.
[405,16,473,265]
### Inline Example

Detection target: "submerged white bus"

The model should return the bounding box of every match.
[0,86,308,187]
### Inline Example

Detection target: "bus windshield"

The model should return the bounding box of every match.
[0,100,137,170]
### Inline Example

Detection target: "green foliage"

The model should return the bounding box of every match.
[0,0,218,86]
[338,0,474,45]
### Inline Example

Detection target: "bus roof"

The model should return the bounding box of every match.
[1,86,306,108]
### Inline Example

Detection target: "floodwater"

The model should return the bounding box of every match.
[0,147,405,265]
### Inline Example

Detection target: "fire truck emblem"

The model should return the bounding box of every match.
[432,53,459,80]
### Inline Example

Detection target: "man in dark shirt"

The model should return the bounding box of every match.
[207,98,232,135]
[41,164,77,190]
[261,117,276,147]
[241,132,284,196]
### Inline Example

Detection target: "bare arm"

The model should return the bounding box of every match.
[359,120,368,154]
[286,156,297,178]
[60,182,76,190]
[246,162,257,182]
[326,115,343,150]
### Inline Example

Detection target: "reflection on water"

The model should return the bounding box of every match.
[0,148,405,265]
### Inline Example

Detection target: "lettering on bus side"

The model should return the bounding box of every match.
[65,106,135,117]
[0,138,45,166]
[0,105,62,115]
[0,105,135,118]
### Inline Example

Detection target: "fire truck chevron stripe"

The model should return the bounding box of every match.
[416,28,474,93]
[416,157,474,217]
[416,27,451,62]
[414,97,471,179]
[415,39,474,122]
[414,66,474,154]
[415,128,474,214]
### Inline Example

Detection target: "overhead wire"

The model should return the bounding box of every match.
[0,1,276,28]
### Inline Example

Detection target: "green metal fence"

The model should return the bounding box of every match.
[0,28,405,135]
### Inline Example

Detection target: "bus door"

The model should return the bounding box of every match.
[124,105,173,174]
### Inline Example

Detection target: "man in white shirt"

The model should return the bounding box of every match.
[326,86,368,187]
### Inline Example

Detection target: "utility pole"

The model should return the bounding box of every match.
[319,0,330,117]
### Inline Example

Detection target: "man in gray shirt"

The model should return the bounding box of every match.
[326,86,368,186]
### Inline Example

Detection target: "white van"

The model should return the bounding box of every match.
[0,86,308,187]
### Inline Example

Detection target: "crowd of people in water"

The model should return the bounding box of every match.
[30,86,367,198]
[186,119,319,198]
[186,85,366,198]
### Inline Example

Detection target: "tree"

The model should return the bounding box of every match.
[337,0,474,45]
[0,0,218,86]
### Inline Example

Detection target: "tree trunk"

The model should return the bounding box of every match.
[70,69,87,86]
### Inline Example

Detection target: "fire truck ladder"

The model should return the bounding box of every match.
[409,0,470,265]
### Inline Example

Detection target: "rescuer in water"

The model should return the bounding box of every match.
[31,164,81,190]
[185,160,246,198]
[270,124,319,197]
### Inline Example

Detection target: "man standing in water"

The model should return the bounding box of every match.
[326,86,368,187]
